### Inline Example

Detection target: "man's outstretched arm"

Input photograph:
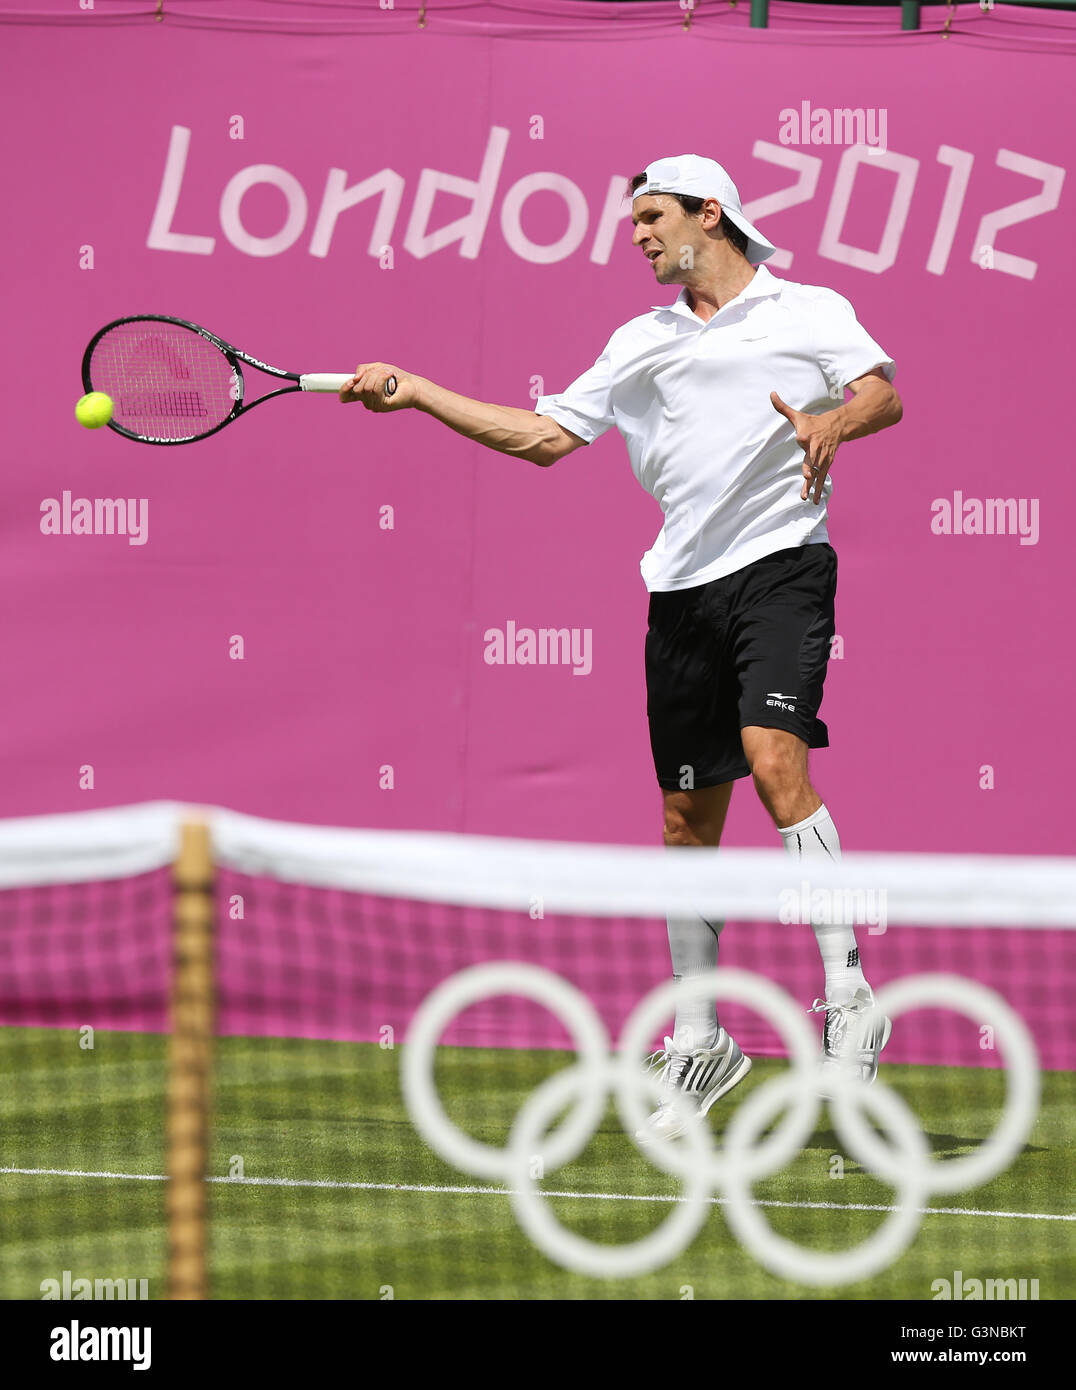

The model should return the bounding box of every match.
[339,362,585,468]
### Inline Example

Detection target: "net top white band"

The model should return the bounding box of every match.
[0,801,183,888]
[0,801,1072,928]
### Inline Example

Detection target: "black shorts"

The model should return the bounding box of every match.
[645,543,837,789]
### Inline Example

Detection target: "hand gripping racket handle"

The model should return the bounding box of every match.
[300,374,398,397]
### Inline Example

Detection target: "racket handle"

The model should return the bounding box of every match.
[300,374,353,392]
[300,373,398,398]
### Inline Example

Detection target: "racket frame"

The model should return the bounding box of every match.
[81,314,352,446]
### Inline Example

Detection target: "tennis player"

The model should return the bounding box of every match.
[341,154,903,1138]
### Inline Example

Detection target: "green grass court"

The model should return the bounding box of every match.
[1,1028,1072,1300]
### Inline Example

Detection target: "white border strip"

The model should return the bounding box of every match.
[0,1166,1071,1222]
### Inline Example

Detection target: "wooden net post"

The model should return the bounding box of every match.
[166,820,214,1300]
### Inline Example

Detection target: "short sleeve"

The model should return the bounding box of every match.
[810,289,896,392]
[534,339,616,446]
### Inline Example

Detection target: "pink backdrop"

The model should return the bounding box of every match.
[1,0,1073,860]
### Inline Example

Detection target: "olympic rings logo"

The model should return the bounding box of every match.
[402,965,1040,1285]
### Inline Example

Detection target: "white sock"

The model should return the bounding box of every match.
[778,802,842,863]
[778,804,867,1003]
[666,912,722,1052]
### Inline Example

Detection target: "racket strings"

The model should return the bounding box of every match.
[88,321,239,441]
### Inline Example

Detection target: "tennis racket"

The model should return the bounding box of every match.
[81,314,396,446]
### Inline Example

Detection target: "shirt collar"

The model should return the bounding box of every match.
[652,263,782,317]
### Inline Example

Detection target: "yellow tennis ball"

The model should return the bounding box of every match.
[75,392,113,429]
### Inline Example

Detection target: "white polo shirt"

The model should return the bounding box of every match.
[534,263,895,591]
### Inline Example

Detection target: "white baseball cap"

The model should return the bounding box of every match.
[633,154,776,264]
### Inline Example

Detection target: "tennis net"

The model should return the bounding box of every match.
[1,802,1073,1300]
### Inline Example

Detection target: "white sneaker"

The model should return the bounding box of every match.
[634,1028,752,1143]
[811,986,892,1096]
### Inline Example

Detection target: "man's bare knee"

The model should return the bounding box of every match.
[661,785,732,848]
[664,808,707,847]
[743,731,806,794]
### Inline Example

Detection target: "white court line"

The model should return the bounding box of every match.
[1,1166,1072,1223]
